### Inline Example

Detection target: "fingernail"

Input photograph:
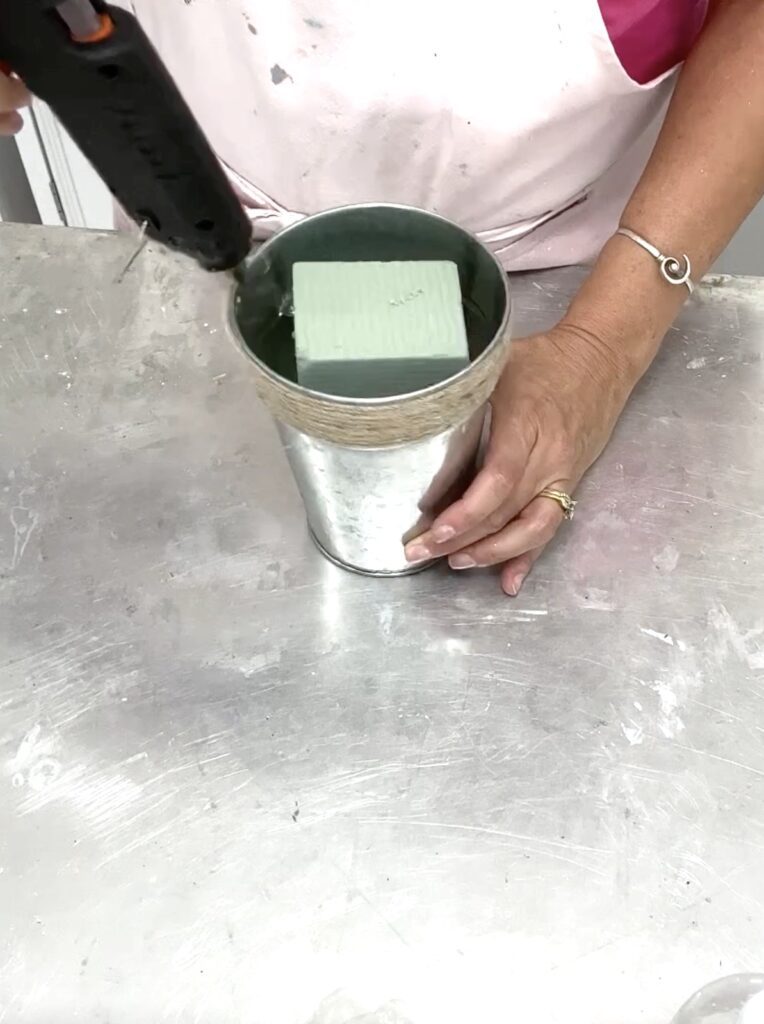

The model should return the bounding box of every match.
[405,544,430,562]
[505,572,527,596]
[432,524,456,543]
[449,554,476,569]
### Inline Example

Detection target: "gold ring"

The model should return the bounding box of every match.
[539,488,577,521]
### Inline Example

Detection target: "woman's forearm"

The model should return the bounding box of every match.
[564,0,764,382]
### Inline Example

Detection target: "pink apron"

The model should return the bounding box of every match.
[127,0,707,270]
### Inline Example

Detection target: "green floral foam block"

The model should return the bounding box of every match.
[293,260,469,399]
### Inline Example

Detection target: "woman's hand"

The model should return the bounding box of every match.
[1,73,30,136]
[404,323,636,595]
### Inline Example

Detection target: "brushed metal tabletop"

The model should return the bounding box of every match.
[1,224,763,1024]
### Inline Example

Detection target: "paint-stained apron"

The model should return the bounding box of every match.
[127,0,707,270]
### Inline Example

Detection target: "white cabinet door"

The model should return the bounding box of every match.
[15,100,114,230]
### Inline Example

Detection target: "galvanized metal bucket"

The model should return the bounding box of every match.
[229,204,511,576]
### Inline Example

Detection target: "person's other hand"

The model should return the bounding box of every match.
[1,73,30,136]
[404,323,635,595]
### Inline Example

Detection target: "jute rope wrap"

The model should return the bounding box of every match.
[229,308,512,450]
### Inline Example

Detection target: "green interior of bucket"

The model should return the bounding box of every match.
[232,205,509,393]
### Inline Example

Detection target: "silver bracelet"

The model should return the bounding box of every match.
[616,227,694,295]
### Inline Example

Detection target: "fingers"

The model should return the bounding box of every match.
[1,75,30,136]
[447,494,563,570]
[0,74,31,113]
[404,472,526,562]
[431,422,535,540]
[0,111,23,136]
[428,464,517,543]
[409,496,517,561]
[404,426,536,562]
[500,546,546,596]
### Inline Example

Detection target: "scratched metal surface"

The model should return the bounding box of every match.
[1,223,763,1024]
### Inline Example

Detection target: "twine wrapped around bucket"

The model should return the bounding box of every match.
[236,318,511,449]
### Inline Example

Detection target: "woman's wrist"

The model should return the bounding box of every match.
[559,232,690,386]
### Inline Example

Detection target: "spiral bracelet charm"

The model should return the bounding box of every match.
[616,228,695,294]
[660,253,692,289]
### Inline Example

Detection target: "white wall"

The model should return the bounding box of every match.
[1,103,113,229]
[714,201,763,276]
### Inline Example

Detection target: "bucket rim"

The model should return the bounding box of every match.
[226,201,512,411]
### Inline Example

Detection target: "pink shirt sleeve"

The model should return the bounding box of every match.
[598,0,709,84]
